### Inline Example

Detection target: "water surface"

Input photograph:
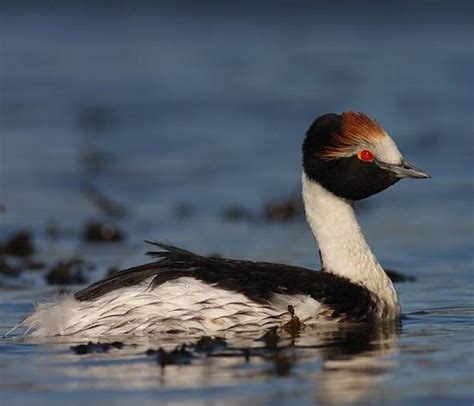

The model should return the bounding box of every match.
[0,1,473,405]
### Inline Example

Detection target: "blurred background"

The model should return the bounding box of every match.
[0,1,473,404]
[1,0,473,262]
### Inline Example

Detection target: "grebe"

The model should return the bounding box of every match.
[19,112,429,336]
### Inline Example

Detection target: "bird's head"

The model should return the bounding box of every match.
[302,111,429,200]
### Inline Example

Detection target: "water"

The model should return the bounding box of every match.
[0,1,473,405]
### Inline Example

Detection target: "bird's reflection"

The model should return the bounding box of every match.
[18,321,400,404]
[309,321,400,405]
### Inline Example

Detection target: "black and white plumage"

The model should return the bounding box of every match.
[19,111,429,336]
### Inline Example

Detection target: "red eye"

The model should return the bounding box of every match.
[357,150,374,162]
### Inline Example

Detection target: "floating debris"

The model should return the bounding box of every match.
[83,221,124,242]
[46,260,89,285]
[0,231,34,257]
[221,193,303,223]
[194,336,228,353]
[264,195,303,221]
[146,345,194,368]
[71,341,124,355]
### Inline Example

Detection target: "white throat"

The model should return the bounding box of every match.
[301,173,399,317]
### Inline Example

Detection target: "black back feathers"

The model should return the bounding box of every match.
[75,242,380,322]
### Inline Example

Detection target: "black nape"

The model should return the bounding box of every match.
[302,113,343,162]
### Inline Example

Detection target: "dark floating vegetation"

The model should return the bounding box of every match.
[140,331,298,376]
[145,336,228,367]
[220,192,304,223]
[264,194,304,222]
[0,231,35,257]
[46,259,90,285]
[194,335,228,353]
[82,221,125,242]
[0,231,39,288]
[220,194,304,223]
[221,195,303,223]
[71,341,124,355]
[146,345,194,368]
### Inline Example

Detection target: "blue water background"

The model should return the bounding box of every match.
[0,1,473,405]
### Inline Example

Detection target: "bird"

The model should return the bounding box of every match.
[18,111,429,337]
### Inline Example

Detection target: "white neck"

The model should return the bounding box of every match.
[301,173,399,318]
